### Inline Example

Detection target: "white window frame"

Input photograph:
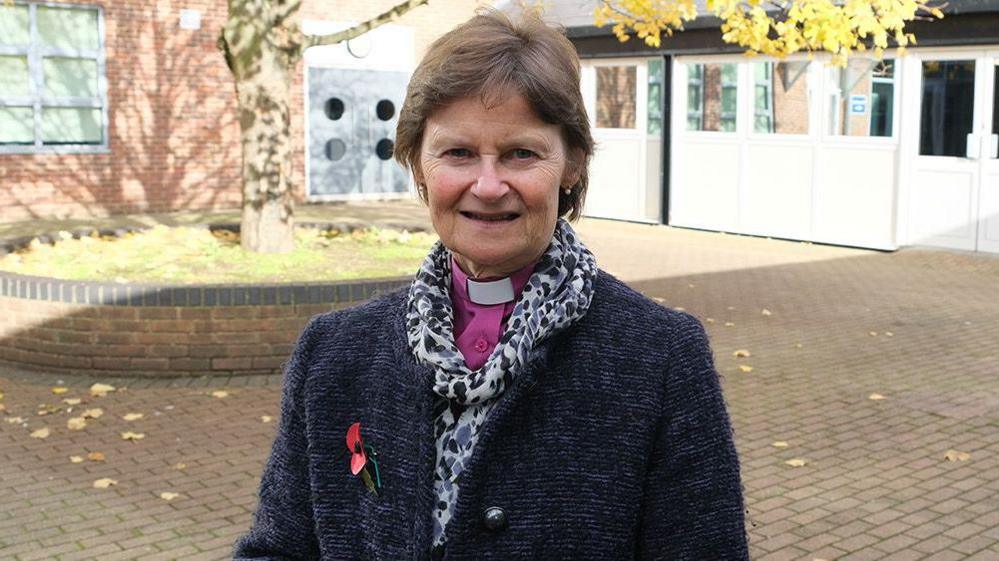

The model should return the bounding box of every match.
[0,1,109,154]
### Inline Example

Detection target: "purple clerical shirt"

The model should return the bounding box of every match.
[450,256,536,371]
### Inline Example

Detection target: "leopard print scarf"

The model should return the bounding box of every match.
[406,218,597,548]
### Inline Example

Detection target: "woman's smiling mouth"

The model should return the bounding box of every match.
[460,211,521,222]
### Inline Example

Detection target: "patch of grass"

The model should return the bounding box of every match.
[0,226,438,284]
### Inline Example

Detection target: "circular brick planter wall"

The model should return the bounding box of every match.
[0,224,418,378]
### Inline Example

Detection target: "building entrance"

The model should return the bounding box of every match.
[902,50,999,253]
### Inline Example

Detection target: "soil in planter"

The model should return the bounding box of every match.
[0,225,438,284]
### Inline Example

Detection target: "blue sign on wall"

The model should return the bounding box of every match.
[849,94,868,115]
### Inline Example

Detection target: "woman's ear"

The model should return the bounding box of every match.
[562,147,585,188]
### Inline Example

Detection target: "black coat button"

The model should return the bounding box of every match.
[482,506,507,531]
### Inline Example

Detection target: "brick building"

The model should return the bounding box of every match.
[0,0,484,223]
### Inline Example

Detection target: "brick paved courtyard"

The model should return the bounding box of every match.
[2,216,998,560]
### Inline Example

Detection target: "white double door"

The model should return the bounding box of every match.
[902,50,999,253]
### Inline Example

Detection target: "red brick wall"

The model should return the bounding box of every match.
[0,0,483,224]
[0,296,345,377]
[0,0,242,223]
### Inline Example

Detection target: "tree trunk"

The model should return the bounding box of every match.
[223,0,302,254]
[235,68,295,254]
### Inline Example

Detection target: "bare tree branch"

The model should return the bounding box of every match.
[303,0,431,50]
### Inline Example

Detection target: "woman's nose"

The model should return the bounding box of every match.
[470,158,509,201]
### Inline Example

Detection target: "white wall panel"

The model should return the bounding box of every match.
[814,146,896,249]
[670,141,740,231]
[909,169,977,249]
[977,169,999,252]
[742,144,813,239]
[645,138,662,221]
[586,135,644,220]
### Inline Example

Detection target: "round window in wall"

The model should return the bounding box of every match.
[376,99,395,121]
[375,138,394,160]
[324,97,345,120]
[325,138,347,161]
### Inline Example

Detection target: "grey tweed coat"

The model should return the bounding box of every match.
[233,271,749,560]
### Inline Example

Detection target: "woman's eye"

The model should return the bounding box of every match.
[443,148,471,159]
[510,149,537,160]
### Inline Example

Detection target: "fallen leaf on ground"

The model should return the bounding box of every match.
[738,365,754,373]
[761,309,772,316]
[51,387,68,394]
[90,383,116,397]
[122,413,144,421]
[36,404,62,416]
[174,462,187,470]
[675,306,686,312]
[733,349,751,358]
[5,416,25,424]
[210,390,229,399]
[160,492,180,501]
[688,284,695,288]
[261,416,273,423]
[885,331,894,337]
[69,456,84,463]
[93,478,117,489]
[67,417,87,430]
[87,452,106,462]
[771,441,789,448]
[652,297,664,303]
[724,322,735,327]
[944,450,970,462]
[81,408,103,419]
[727,306,736,311]
[794,343,803,348]
[705,318,715,323]
[121,431,145,441]
[869,331,878,336]
[62,398,81,405]
[785,458,808,467]
[869,393,887,401]
[30,427,50,439]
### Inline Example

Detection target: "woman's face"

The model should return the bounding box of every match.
[419,93,576,279]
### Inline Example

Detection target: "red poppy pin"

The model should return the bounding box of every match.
[345,422,382,496]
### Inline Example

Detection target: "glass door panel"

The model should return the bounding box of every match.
[919,60,975,157]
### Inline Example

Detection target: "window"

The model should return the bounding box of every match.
[647,58,663,136]
[919,60,975,157]
[754,63,773,133]
[685,63,737,132]
[596,65,637,129]
[753,61,810,135]
[0,2,106,151]
[686,63,703,130]
[828,59,895,137]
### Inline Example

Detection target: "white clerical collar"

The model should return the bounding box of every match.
[466,277,515,305]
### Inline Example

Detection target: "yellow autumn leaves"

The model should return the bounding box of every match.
[595,0,945,65]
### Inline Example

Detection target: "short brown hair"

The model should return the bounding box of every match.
[394,9,593,221]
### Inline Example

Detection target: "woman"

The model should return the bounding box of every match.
[234,10,748,561]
